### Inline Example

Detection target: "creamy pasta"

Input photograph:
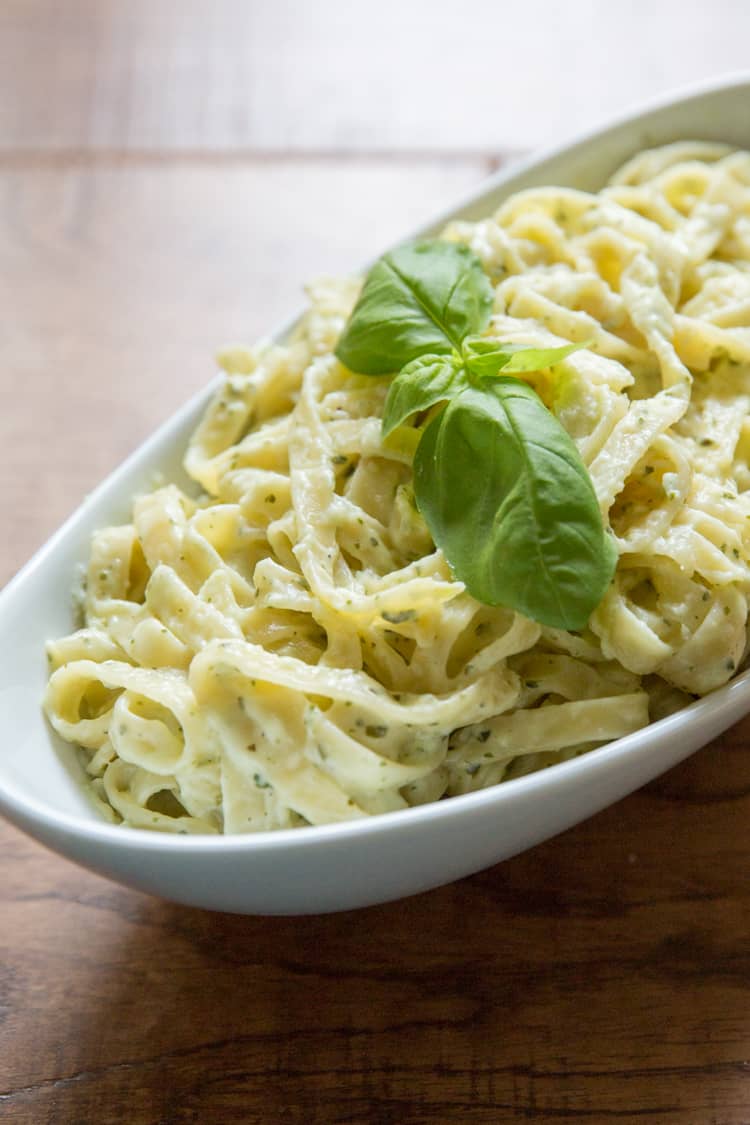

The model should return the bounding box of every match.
[45,142,750,833]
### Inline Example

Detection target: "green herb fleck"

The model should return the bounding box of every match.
[381,609,417,624]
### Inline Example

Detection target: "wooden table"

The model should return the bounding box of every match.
[3,4,750,1121]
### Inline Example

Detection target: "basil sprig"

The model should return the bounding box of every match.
[335,241,493,374]
[334,239,616,629]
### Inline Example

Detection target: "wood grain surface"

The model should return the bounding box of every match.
[3,4,750,1123]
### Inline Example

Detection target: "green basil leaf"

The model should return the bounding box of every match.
[463,337,587,379]
[413,379,616,629]
[381,354,467,438]
[335,240,494,375]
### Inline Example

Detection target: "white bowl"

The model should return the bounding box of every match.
[3,74,750,915]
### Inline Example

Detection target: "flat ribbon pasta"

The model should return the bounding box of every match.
[45,145,750,832]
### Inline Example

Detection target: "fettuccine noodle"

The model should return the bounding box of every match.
[45,142,750,833]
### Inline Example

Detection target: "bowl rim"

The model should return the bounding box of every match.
[3,69,750,856]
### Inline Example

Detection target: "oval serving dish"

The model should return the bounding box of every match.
[2,74,750,915]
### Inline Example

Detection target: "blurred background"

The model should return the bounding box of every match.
[1,0,748,581]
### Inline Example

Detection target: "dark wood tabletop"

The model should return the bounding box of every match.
[3,4,750,1122]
